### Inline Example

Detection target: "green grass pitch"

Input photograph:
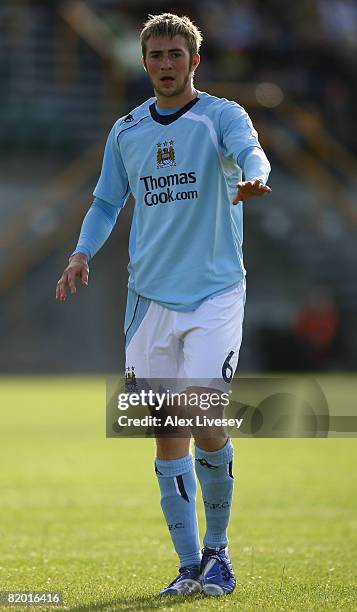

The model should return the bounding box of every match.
[0,377,356,611]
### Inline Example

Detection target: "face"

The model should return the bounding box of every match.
[142,35,200,99]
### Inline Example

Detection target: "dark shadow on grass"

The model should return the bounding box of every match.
[67,592,206,611]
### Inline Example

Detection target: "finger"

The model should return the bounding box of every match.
[242,180,271,191]
[247,183,272,194]
[81,266,89,286]
[232,190,242,205]
[56,277,67,302]
[237,181,253,189]
[67,272,77,295]
[255,184,272,195]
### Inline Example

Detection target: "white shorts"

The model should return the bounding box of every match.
[125,282,245,391]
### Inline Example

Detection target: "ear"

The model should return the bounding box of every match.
[141,56,147,72]
[192,53,200,72]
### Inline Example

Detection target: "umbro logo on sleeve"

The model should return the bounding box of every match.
[122,113,134,123]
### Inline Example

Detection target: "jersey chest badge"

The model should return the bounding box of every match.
[157,140,176,169]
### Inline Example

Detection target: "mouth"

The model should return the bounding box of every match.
[160,76,175,83]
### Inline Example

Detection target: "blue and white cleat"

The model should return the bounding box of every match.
[160,565,202,596]
[200,546,236,596]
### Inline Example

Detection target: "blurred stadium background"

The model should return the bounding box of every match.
[1,0,357,374]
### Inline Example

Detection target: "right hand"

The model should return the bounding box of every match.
[56,253,89,302]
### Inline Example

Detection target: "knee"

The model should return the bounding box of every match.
[155,437,191,460]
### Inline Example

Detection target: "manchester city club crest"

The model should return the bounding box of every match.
[157,140,176,169]
[125,366,137,392]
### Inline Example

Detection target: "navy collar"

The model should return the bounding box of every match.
[149,96,200,125]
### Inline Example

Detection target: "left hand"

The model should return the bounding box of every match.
[232,179,272,205]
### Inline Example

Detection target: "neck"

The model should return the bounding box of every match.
[155,82,197,109]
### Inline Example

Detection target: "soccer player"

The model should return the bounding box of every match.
[56,13,271,597]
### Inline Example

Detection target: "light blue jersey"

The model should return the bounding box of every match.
[75,90,270,312]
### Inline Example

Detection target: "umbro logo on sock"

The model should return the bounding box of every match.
[195,458,219,469]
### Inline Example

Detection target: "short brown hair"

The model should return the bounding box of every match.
[140,13,202,59]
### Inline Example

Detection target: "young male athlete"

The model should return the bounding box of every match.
[56,13,271,597]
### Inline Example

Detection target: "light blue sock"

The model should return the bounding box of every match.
[155,454,201,568]
[195,439,234,548]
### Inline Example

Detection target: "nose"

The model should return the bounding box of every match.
[160,55,173,70]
